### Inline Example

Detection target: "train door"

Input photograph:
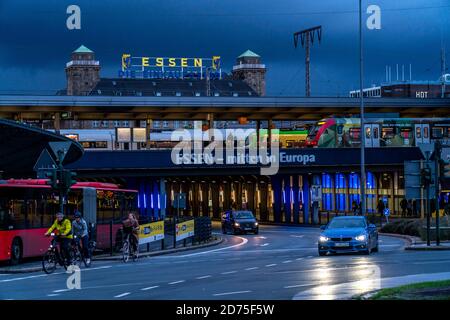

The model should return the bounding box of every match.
[364,124,380,147]
[414,124,430,145]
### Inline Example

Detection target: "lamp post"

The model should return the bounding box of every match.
[359,0,367,217]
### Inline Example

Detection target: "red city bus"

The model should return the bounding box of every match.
[0,179,137,264]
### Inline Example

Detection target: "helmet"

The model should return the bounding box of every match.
[56,212,64,218]
[74,211,81,218]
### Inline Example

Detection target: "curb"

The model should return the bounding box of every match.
[94,236,224,261]
[379,232,419,246]
[0,266,43,274]
[405,245,450,251]
[0,237,224,273]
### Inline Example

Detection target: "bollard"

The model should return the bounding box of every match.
[147,243,150,252]
[161,238,165,250]
[110,220,113,256]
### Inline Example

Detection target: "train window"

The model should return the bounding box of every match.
[423,126,429,139]
[95,141,108,148]
[365,127,371,138]
[382,127,394,139]
[416,127,421,138]
[432,127,444,138]
[400,128,412,139]
[373,127,379,139]
[349,128,360,139]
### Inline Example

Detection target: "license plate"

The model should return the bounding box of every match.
[334,242,350,247]
[245,228,252,231]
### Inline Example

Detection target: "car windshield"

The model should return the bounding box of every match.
[233,211,254,219]
[327,218,365,229]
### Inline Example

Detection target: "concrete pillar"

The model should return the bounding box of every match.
[234,181,243,209]
[303,175,310,224]
[192,182,200,217]
[54,113,61,134]
[201,182,209,217]
[259,182,269,222]
[223,182,231,211]
[211,182,220,219]
[247,182,256,213]
[271,176,283,223]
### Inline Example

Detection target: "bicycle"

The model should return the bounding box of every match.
[42,233,75,274]
[122,231,139,263]
[72,235,94,268]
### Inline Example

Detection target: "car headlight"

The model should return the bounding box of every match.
[234,222,240,227]
[319,235,329,242]
[254,222,258,226]
[355,234,366,241]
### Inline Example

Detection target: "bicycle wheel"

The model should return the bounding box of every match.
[122,241,130,263]
[70,247,82,268]
[42,250,57,274]
[132,245,139,262]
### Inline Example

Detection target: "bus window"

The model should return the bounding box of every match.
[401,128,412,139]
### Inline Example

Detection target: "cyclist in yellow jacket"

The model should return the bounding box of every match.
[45,212,73,264]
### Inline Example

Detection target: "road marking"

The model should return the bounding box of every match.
[82,266,112,271]
[196,275,212,279]
[306,256,314,258]
[213,290,252,296]
[265,264,277,267]
[282,260,292,264]
[221,271,237,275]
[260,243,269,247]
[47,294,60,297]
[114,292,131,298]
[141,286,159,291]
[256,236,267,239]
[290,235,305,238]
[296,258,304,261]
[53,289,70,293]
[413,260,450,265]
[245,267,259,271]
[284,284,315,289]
[0,274,47,283]
[169,280,185,285]
[177,236,248,257]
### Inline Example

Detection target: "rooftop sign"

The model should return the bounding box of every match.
[118,54,222,80]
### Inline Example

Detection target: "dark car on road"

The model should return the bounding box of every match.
[318,216,378,256]
[221,210,259,235]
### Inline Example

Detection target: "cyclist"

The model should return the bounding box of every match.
[44,212,73,264]
[72,211,90,264]
[122,213,140,255]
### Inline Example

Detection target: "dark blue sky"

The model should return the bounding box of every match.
[0,0,448,96]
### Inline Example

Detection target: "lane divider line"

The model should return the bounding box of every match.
[245,267,259,271]
[213,290,251,296]
[221,271,237,275]
[114,292,131,298]
[169,280,185,285]
[265,264,277,267]
[141,286,159,291]
[196,275,212,279]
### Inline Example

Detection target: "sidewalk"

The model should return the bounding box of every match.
[380,232,450,251]
[0,236,223,274]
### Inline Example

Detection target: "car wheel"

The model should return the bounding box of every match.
[372,244,379,252]
[318,251,326,256]
[254,229,259,235]
[10,238,22,265]
[362,249,370,255]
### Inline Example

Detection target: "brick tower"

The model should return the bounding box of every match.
[65,45,100,96]
[232,50,266,96]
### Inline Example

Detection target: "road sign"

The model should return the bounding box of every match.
[48,141,72,162]
[33,149,56,172]
[404,160,435,199]
[173,193,187,209]
[311,185,322,202]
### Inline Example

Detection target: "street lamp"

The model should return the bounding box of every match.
[359,0,367,217]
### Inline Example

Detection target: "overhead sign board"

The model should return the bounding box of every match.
[119,54,222,80]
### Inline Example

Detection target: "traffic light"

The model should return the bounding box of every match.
[443,163,450,179]
[44,168,58,189]
[63,170,77,189]
[420,167,432,187]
